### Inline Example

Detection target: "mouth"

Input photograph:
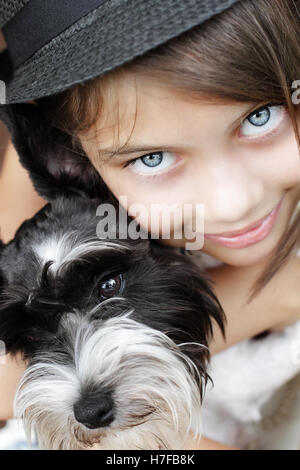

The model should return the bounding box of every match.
[204,196,285,249]
[74,425,107,447]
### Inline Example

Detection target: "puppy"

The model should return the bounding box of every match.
[0,104,226,450]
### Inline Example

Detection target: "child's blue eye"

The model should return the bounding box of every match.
[141,153,163,167]
[240,105,285,138]
[130,151,176,176]
[248,107,270,127]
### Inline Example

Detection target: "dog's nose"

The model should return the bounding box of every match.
[73,390,115,429]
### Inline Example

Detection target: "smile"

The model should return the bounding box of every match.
[204,197,284,249]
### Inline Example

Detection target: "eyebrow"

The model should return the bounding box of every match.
[97,102,270,159]
[99,145,179,158]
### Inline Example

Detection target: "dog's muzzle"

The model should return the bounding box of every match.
[14,310,204,450]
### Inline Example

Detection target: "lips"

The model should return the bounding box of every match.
[205,199,283,238]
[203,196,284,249]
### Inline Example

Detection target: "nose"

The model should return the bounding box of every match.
[202,160,263,224]
[73,390,115,429]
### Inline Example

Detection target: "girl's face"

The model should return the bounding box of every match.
[81,75,300,267]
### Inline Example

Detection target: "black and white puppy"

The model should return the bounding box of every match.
[0,104,225,450]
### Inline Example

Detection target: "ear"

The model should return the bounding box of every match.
[0,300,29,357]
[0,238,44,357]
[0,103,110,201]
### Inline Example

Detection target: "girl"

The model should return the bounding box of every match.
[0,0,300,449]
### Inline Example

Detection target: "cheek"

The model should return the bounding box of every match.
[253,130,300,188]
[99,163,190,206]
[98,167,191,236]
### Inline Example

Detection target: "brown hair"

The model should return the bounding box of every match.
[37,0,300,303]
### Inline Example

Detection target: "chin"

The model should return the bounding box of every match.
[202,234,281,268]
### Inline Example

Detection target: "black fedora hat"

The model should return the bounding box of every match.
[0,0,241,104]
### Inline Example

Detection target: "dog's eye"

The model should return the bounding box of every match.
[98,274,123,299]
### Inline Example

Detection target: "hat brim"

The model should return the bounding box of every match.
[0,0,240,104]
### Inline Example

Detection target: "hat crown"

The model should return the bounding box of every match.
[0,0,28,29]
[0,0,242,104]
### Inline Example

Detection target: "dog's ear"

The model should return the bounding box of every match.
[0,238,48,357]
[0,103,110,201]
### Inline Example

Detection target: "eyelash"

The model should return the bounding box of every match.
[123,102,287,171]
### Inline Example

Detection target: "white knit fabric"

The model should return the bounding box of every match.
[199,242,300,450]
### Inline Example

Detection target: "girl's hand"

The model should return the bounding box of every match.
[0,353,26,420]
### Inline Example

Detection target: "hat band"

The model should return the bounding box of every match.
[3,0,107,69]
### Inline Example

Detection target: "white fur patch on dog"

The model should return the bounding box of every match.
[34,236,67,267]
[33,232,128,274]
